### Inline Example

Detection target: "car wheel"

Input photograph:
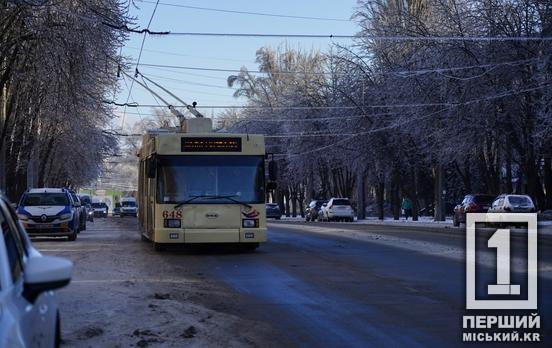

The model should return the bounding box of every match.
[453,215,460,227]
[54,311,61,348]
[68,230,77,241]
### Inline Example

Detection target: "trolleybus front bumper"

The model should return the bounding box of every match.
[152,228,267,243]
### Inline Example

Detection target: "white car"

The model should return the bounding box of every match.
[323,198,355,222]
[0,196,73,347]
[120,197,137,217]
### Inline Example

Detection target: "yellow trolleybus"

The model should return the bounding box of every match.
[138,118,269,251]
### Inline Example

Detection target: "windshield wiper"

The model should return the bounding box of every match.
[174,195,210,208]
[210,195,252,209]
[174,195,252,209]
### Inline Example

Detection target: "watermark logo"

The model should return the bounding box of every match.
[462,213,541,343]
[466,213,537,309]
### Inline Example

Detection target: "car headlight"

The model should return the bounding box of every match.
[18,214,29,221]
[60,213,73,220]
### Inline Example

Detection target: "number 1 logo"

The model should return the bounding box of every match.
[466,213,537,310]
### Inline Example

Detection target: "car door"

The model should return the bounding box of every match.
[0,201,56,347]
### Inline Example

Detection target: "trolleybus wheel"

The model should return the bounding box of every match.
[153,242,165,251]
[241,243,259,252]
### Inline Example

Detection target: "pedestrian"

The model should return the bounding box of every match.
[401,198,412,220]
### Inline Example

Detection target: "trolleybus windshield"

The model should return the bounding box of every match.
[157,155,265,204]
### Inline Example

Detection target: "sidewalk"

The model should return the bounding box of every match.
[278,215,552,236]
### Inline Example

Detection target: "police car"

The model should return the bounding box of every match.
[16,188,81,241]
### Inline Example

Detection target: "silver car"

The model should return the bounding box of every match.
[0,196,73,347]
[488,194,536,213]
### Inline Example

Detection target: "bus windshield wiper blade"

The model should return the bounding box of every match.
[174,195,210,208]
[209,195,252,209]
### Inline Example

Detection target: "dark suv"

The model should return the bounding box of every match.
[453,194,495,226]
[305,200,326,222]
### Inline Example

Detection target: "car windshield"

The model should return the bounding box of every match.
[80,196,91,204]
[22,193,69,206]
[157,155,265,204]
[122,201,136,207]
[509,196,532,206]
[332,199,350,206]
[267,203,278,207]
[92,203,105,208]
[473,195,494,204]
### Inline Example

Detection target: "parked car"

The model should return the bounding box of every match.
[305,200,325,222]
[113,202,121,216]
[322,198,355,222]
[0,194,73,348]
[265,203,281,219]
[68,190,86,231]
[488,194,536,213]
[91,202,108,218]
[120,197,137,217]
[17,188,80,241]
[453,194,495,226]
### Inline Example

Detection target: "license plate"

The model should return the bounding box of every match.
[37,224,54,229]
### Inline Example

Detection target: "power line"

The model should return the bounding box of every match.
[124,46,254,64]
[105,82,550,111]
[148,32,552,41]
[137,57,544,77]
[136,0,351,22]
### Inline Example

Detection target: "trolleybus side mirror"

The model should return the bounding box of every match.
[147,156,157,178]
[268,160,278,181]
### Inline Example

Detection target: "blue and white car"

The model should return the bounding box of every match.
[16,188,80,241]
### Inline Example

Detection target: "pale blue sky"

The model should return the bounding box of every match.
[115,0,359,128]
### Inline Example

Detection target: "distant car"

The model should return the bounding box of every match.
[0,194,73,348]
[453,194,495,226]
[488,194,536,213]
[265,203,281,219]
[68,190,86,231]
[323,198,355,222]
[92,202,108,218]
[305,200,325,222]
[120,197,137,217]
[113,202,121,216]
[85,203,94,222]
[17,188,80,241]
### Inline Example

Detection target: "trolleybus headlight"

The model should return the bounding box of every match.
[242,219,259,228]
[164,219,181,228]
